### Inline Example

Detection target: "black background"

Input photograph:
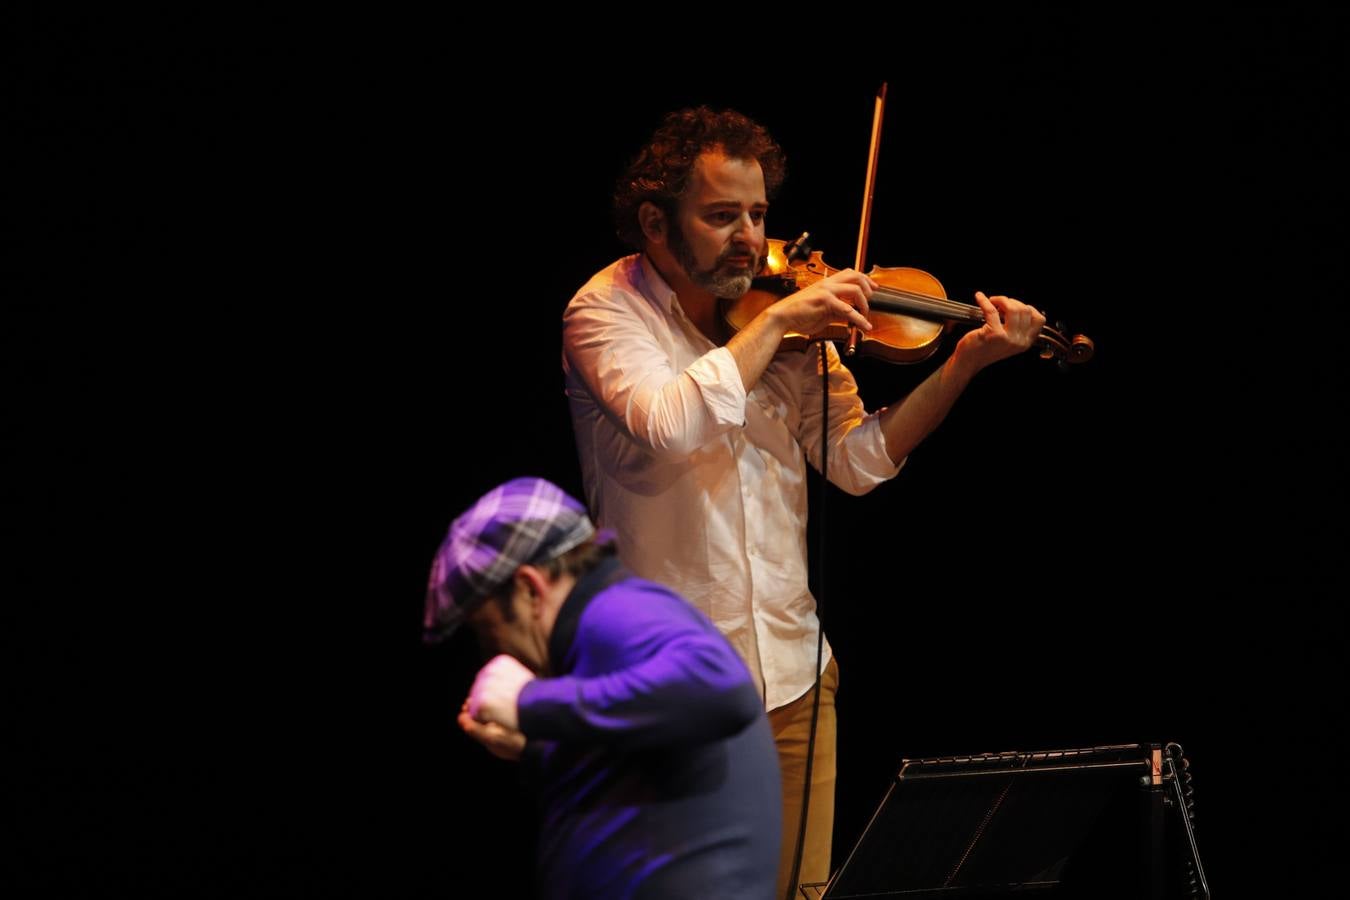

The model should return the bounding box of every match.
[9,9,1344,897]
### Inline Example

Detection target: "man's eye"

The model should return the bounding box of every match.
[750,211,766,224]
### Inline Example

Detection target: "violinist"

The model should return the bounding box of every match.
[561,106,1045,897]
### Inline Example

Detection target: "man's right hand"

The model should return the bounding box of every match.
[459,701,527,761]
[725,268,877,397]
[768,269,876,337]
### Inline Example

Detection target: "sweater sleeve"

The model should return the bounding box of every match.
[517,581,763,750]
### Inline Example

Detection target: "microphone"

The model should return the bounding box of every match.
[781,232,811,263]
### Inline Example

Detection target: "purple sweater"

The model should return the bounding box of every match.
[517,556,781,899]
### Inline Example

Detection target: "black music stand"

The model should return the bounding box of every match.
[804,743,1207,900]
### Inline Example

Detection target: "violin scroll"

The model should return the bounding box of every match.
[1036,322,1096,369]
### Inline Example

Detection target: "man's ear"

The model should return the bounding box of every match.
[638,201,666,244]
[515,565,550,619]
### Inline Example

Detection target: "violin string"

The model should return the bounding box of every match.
[871,286,984,320]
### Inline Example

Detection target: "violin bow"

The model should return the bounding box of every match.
[846,82,887,357]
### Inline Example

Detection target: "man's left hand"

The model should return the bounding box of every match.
[952,292,1046,373]
[466,654,536,731]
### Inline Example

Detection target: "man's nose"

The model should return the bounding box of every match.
[731,213,763,249]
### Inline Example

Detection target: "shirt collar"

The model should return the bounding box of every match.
[638,252,680,316]
[547,554,629,670]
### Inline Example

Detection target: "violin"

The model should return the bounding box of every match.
[721,235,1095,367]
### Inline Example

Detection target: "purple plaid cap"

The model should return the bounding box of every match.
[423,477,596,643]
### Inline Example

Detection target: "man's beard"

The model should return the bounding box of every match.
[668,226,758,299]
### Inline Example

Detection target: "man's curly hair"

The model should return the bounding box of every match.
[613,107,786,249]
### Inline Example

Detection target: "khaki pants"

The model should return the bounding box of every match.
[767,657,838,900]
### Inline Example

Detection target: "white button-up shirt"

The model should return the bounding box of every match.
[563,254,904,710]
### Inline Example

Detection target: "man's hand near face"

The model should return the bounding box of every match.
[458,699,527,761]
[466,653,535,731]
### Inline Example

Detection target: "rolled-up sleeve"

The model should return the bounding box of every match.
[564,290,747,459]
[796,342,905,495]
